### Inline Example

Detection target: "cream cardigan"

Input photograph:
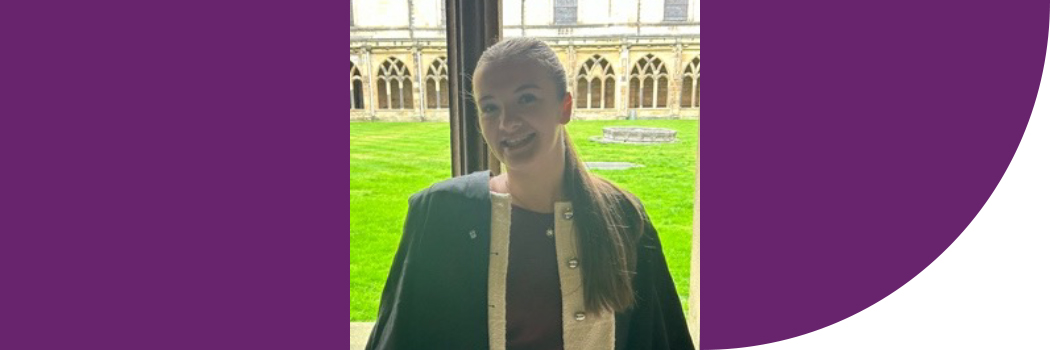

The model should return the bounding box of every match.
[487,192,615,350]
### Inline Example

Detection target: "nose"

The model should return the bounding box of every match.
[498,110,522,133]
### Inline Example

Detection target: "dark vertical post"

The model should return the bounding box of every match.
[446,0,501,177]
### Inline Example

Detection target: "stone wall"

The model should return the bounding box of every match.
[350,0,700,122]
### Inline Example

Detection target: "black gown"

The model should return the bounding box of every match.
[365,171,695,350]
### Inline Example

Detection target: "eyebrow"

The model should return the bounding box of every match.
[478,83,541,103]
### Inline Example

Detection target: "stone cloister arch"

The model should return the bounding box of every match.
[376,57,414,109]
[680,56,699,109]
[629,54,670,109]
[575,55,616,110]
[425,57,449,110]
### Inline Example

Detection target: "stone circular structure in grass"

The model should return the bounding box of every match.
[589,126,678,144]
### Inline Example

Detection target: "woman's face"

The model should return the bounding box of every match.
[473,59,572,171]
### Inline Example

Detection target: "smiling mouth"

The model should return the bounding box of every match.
[501,132,536,150]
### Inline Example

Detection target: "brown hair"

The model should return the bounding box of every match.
[476,37,646,313]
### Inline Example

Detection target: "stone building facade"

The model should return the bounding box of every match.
[350,0,699,121]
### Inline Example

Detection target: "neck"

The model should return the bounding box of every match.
[503,147,567,214]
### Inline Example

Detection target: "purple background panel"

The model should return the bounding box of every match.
[3,0,1047,349]
[2,0,350,349]
[698,0,1047,348]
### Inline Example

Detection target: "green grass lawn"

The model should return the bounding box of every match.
[350,120,697,321]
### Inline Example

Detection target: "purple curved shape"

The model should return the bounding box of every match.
[698,0,1048,348]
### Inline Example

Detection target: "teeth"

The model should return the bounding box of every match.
[505,134,531,147]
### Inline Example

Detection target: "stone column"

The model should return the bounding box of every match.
[619,42,630,117]
[364,46,376,121]
[407,0,415,41]
[671,42,683,117]
[635,0,641,35]
[414,45,426,121]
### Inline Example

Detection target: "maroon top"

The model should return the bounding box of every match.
[506,205,563,350]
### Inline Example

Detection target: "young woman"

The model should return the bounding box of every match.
[367,37,694,350]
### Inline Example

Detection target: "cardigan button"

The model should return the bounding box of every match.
[568,259,579,269]
[468,230,477,239]
[574,312,586,321]
[546,228,554,237]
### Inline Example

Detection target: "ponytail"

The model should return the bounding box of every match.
[562,131,645,313]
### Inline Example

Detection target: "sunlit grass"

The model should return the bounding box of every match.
[350,120,696,321]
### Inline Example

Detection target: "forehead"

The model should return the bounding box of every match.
[473,59,554,95]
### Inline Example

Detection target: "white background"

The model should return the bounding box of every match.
[740,23,1050,350]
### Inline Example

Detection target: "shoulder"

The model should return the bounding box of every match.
[401,171,491,245]
[593,176,643,205]
[590,177,653,244]
[594,177,648,222]
[409,170,491,208]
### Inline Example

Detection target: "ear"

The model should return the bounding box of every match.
[559,92,573,125]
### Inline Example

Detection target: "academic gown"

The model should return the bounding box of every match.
[365,171,695,350]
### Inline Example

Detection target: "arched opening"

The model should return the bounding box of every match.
[425,57,449,109]
[575,55,616,109]
[629,54,669,109]
[350,61,365,110]
[681,56,699,108]
[376,57,413,109]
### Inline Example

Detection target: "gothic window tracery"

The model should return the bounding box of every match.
[680,56,699,108]
[629,54,669,109]
[574,55,615,109]
[425,57,449,109]
[350,61,365,110]
[376,57,414,109]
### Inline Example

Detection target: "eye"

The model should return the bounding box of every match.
[481,104,500,115]
[518,93,537,105]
